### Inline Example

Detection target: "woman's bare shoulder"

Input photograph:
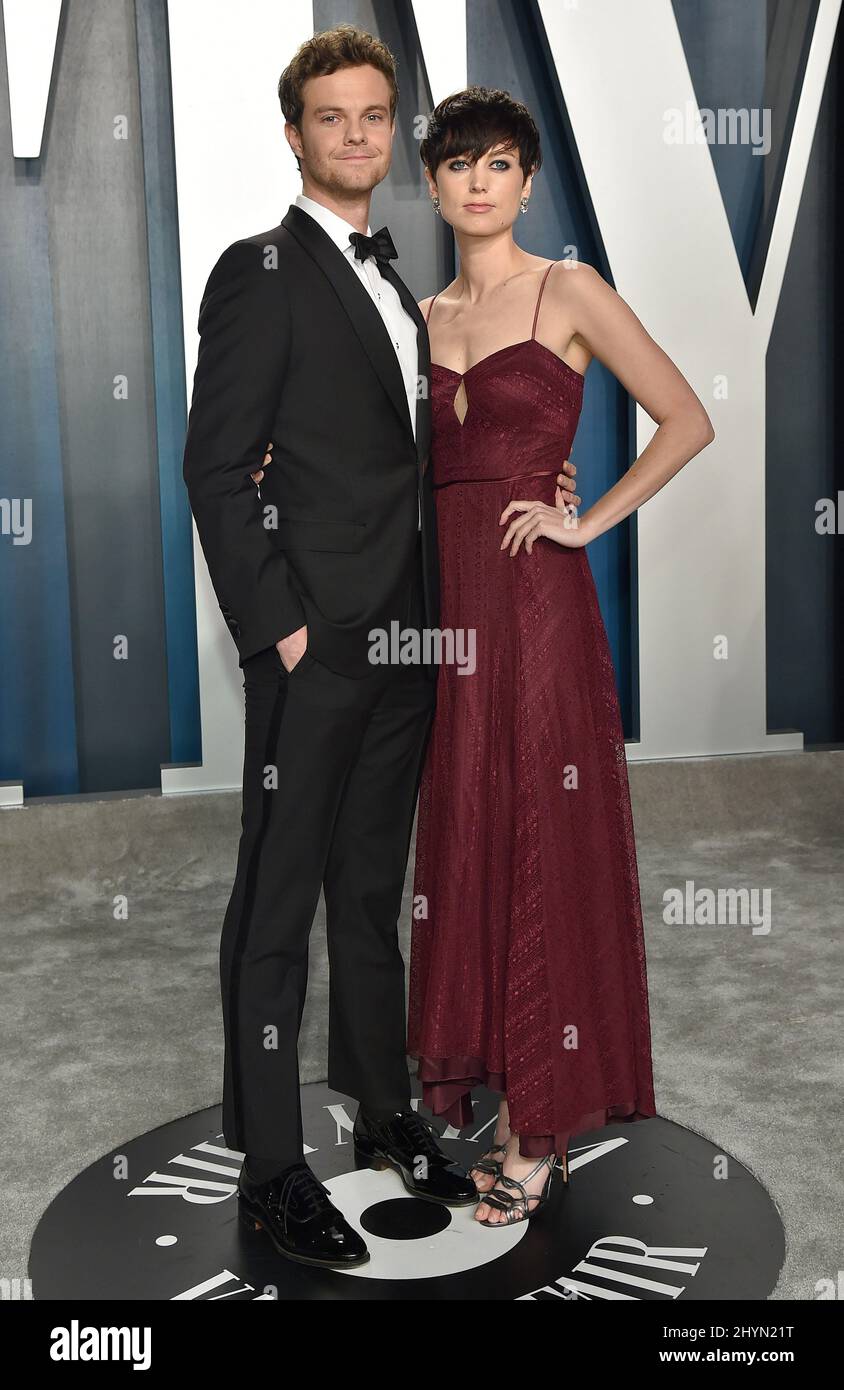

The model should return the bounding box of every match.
[546,256,597,285]
[545,258,610,307]
[418,276,461,316]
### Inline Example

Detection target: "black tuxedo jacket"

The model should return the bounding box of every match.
[182,204,440,678]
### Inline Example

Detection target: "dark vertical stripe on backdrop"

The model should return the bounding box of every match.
[672,0,768,286]
[0,8,79,795]
[44,0,171,792]
[673,0,820,302]
[766,16,842,745]
[135,0,200,768]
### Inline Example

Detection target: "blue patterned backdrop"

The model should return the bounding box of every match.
[0,0,840,796]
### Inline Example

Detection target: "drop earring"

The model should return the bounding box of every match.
[519,196,529,214]
[432,196,441,214]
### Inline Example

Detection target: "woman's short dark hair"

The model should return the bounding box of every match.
[419,87,542,179]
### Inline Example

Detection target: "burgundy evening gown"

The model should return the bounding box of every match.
[408,262,657,1158]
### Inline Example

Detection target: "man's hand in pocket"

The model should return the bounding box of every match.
[276,626,308,673]
[251,440,273,486]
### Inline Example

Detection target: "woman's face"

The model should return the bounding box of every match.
[426,143,533,236]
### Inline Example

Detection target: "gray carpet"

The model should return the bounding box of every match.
[1,748,841,1300]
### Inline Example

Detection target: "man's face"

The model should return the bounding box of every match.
[286,64,394,200]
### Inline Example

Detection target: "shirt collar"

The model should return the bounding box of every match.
[294,193,372,256]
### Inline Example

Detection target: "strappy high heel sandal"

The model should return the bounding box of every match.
[468,1140,509,1192]
[476,1153,557,1226]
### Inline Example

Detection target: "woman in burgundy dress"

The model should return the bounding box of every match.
[407,88,715,1226]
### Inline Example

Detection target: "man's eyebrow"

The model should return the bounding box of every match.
[312,104,390,114]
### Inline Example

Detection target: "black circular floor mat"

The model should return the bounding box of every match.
[29,1083,784,1300]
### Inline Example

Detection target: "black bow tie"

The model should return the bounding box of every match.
[349,227,398,265]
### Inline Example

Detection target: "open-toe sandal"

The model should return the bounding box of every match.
[476,1154,557,1227]
[468,1140,508,1190]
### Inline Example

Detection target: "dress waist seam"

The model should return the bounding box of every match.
[433,469,556,488]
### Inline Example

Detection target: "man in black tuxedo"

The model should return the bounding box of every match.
[182,26,475,1267]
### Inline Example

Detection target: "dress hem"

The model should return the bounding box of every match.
[410,1052,657,1158]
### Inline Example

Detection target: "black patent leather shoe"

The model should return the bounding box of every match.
[237,1160,369,1268]
[353,1108,477,1206]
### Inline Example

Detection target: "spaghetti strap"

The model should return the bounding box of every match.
[425,291,442,325]
[531,261,557,340]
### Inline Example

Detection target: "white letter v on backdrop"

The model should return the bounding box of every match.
[538,0,840,757]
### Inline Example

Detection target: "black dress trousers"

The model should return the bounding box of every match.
[220,537,435,1168]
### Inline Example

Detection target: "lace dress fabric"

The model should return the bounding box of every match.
[408,268,657,1158]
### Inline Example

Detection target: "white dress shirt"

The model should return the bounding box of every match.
[294,193,421,528]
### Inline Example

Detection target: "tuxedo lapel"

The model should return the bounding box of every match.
[281,205,414,443]
[377,259,432,477]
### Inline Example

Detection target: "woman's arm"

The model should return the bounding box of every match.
[566,262,714,535]
[501,262,715,554]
